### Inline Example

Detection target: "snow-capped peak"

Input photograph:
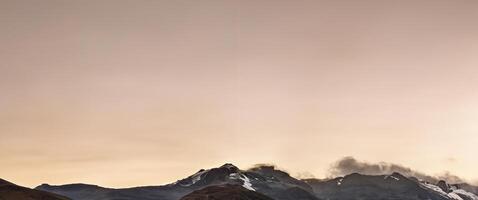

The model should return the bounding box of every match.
[174,163,250,189]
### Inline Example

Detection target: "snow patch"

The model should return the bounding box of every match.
[180,169,209,186]
[337,178,344,186]
[448,192,464,200]
[229,173,239,179]
[230,172,255,190]
[191,170,209,184]
[239,175,255,191]
[385,175,400,181]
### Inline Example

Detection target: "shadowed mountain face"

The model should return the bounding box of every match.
[0,178,70,200]
[34,163,478,200]
[180,184,274,200]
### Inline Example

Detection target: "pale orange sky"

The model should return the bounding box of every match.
[1,0,478,188]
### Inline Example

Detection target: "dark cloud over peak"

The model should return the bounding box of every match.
[328,156,466,184]
[248,163,278,170]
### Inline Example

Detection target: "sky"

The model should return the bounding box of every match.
[1,0,478,188]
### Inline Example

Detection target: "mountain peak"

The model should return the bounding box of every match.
[220,163,239,170]
[174,163,242,187]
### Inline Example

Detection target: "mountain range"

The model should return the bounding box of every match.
[1,163,477,200]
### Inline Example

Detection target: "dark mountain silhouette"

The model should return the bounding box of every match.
[180,184,274,200]
[0,178,70,200]
[36,163,319,200]
[33,163,478,200]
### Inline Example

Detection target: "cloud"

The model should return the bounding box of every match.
[248,163,279,171]
[437,171,465,184]
[296,171,316,179]
[328,156,466,184]
[248,163,295,177]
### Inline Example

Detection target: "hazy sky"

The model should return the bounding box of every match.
[1,0,478,188]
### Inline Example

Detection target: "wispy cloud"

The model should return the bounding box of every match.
[328,156,466,184]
